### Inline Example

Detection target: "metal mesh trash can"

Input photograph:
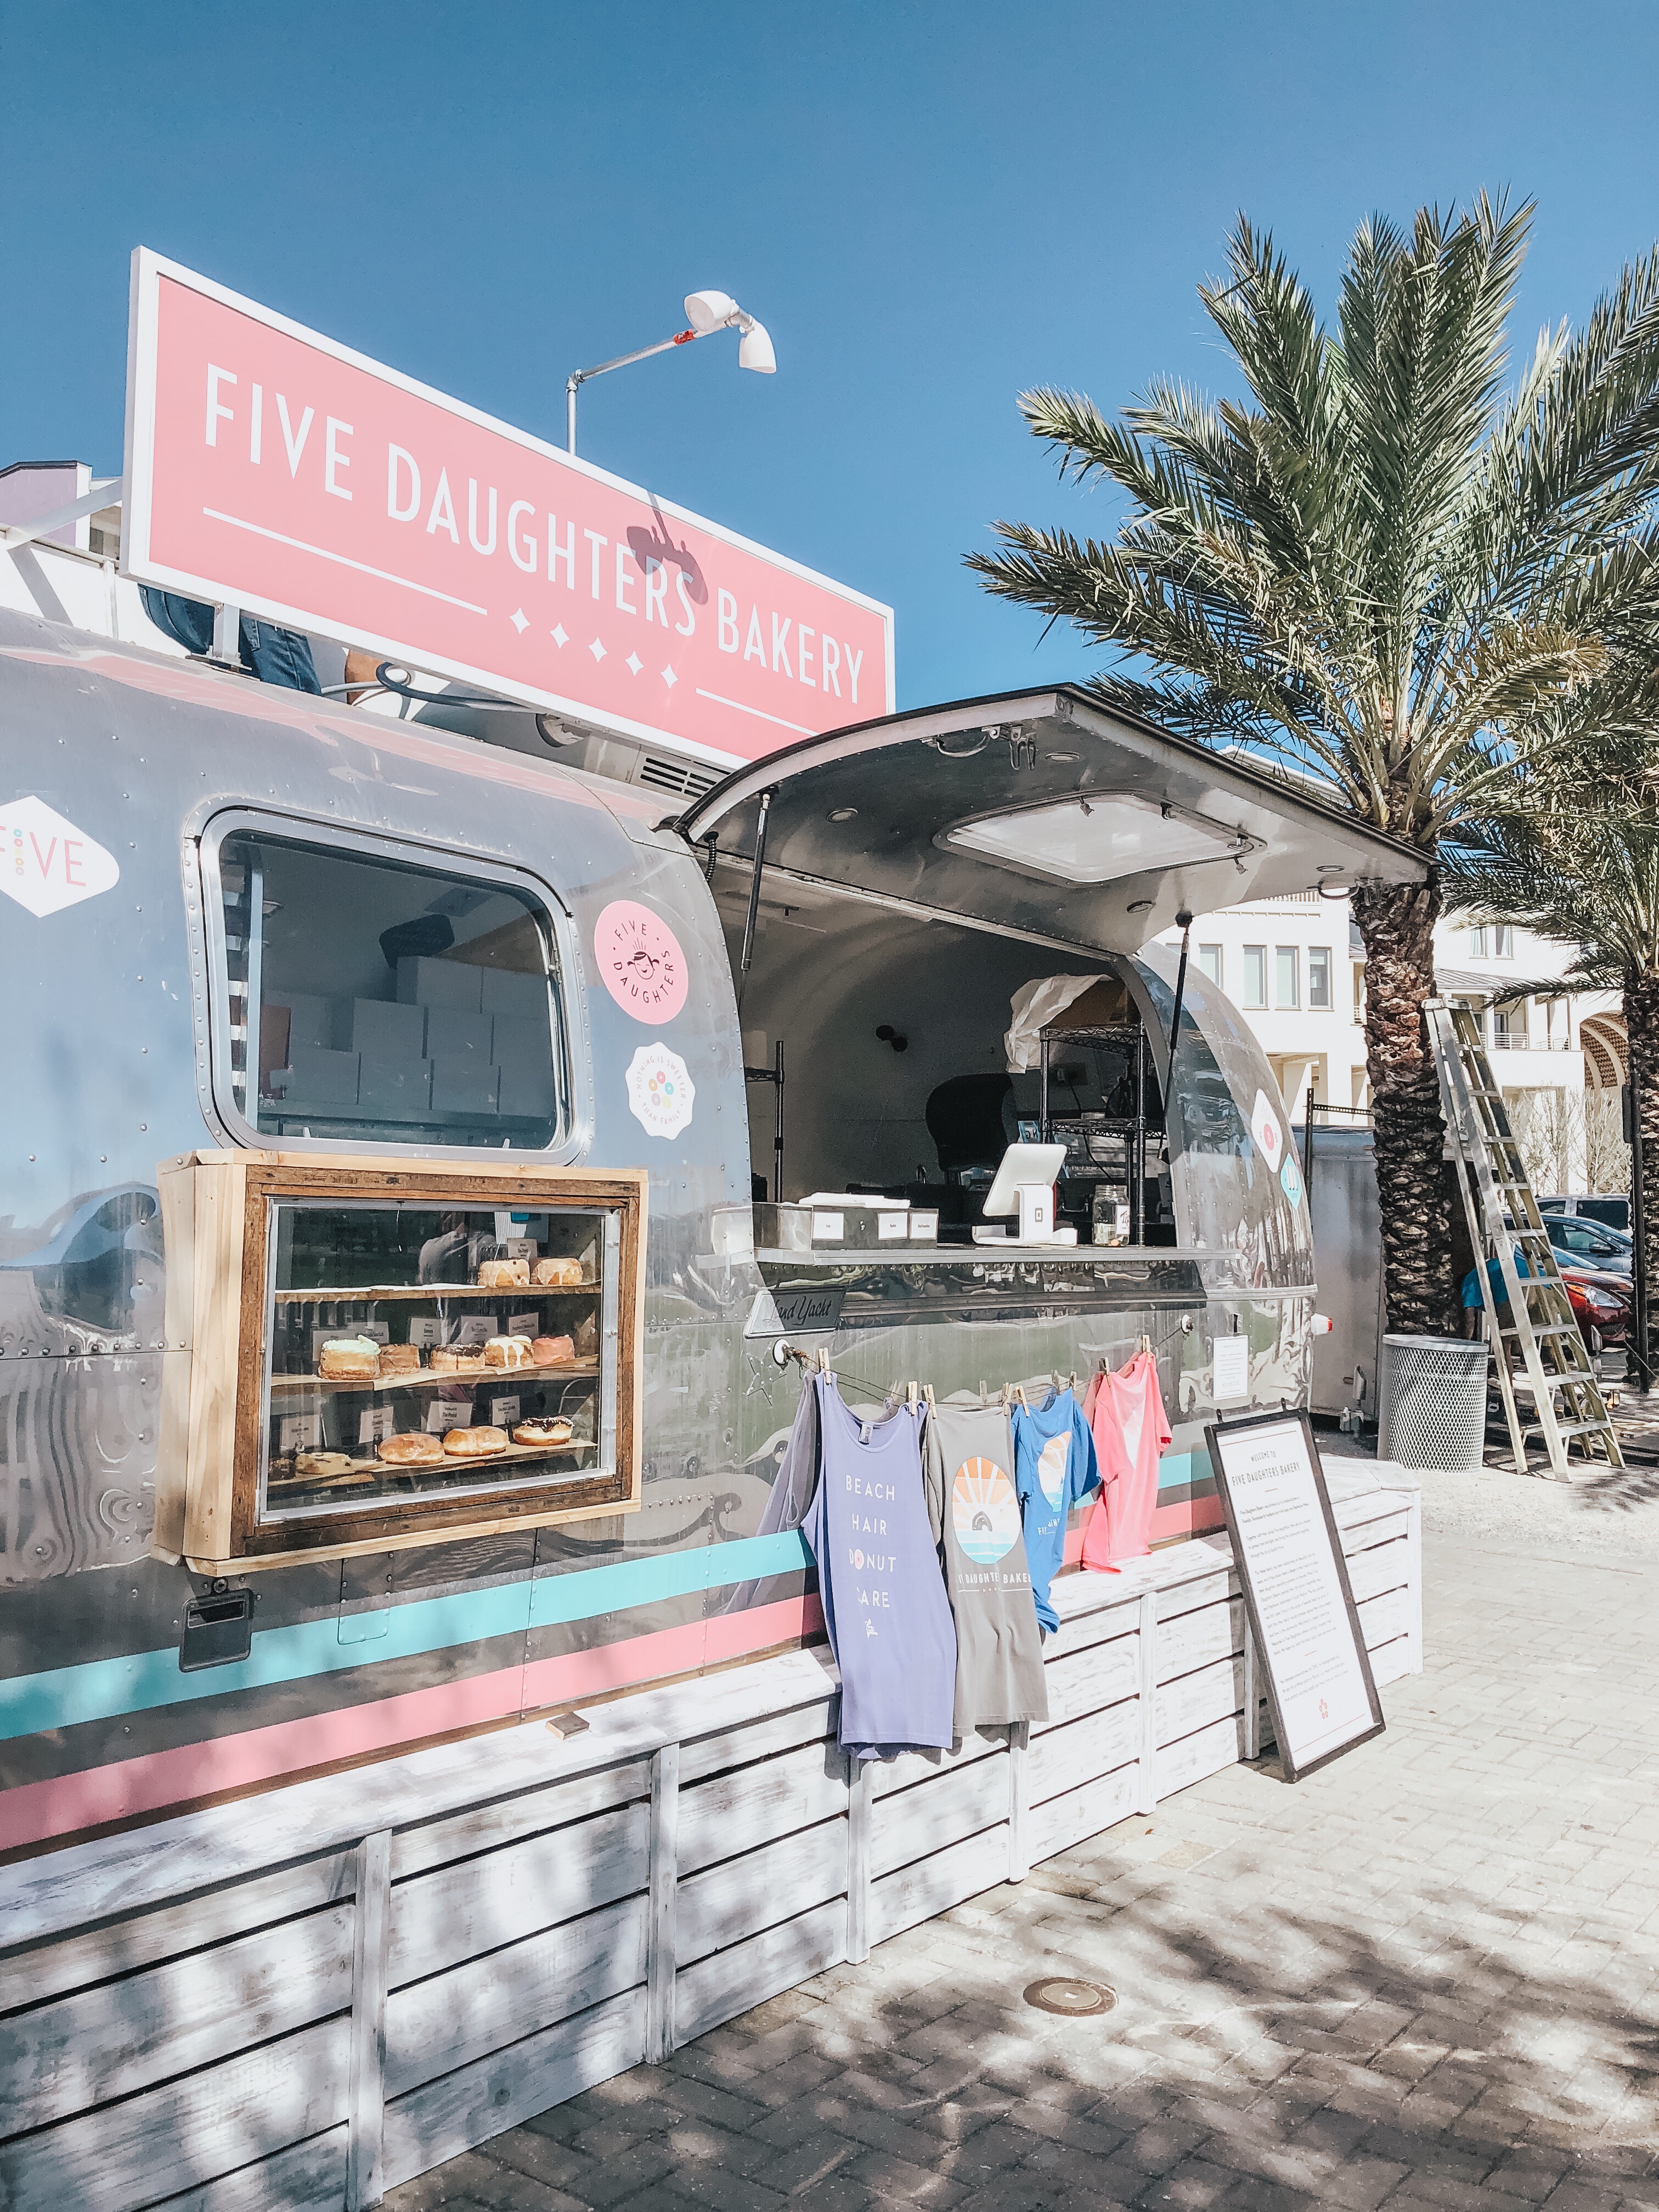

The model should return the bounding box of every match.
[1376,1334,1488,1470]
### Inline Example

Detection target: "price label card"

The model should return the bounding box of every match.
[878,1212,907,1241]
[489,1395,521,1428]
[424,1401,452,1432]
[408,1316,441,1349]
[449,1314,498,1347]
[811,1211,844,1243]
[909,1211,939,1240]
[278,1413,321,1453]
[357,1406,396,1445]
[507,1311,539,1339]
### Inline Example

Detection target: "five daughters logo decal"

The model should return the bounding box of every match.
[952,1457,1020,1565]
[594,900,688,1024]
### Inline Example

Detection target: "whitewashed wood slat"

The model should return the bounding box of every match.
[868,1821,1009,1948]
[1156,1654,1245,1748]
[346,1831,391,2212]
[1357,1587,1408,1647]
[390,1759,651,1881]
[0,1854,354,2013]
[1158,1710,1249,1797]
[1155,1566,1234,1626]
[1007,1723,1028,1883]
[678,1736,847,1876]
[1137,1589,1158,1814]
[646,1743,679,2064]
[0,2013,348,2212]
[381,1989,645,2194]
[870,1750,1007,1883]
[1346,1537,1410,1607]
[1035,1632,1139,1733]
[677,1816,846,1968]
[846,1757,872,1966]
[679,1694,837,1785]
[383,1895,647,2101]
[1155,1596,1243,1686]
[1043,1590,1140,1654]
[1026,1697,1139,1810]
[869,1725,1003,1801]
[1025,1759,1138,1864]
[0,1903,354,2137]
[389,1801,648,1988]
[1334,1499,1410,1544]
[145,2126,347,2212]
[1368,1636,1411,1688]
[674,1898,846,2047]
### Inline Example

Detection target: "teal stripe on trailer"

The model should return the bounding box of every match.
[0,1531,814,1745]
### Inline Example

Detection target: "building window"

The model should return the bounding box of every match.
[1308,946,1331,1009]
[1494,924,1514,958]
[1349,920,1363,958]
[1198,943,1222,989]
[206,821,570,1153]
[1352,964,1365,1020]
[1242,945,1267,1009]
[1276,946,1300,1008]
[1469,926,1488,957]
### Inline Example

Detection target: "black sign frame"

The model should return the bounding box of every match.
[1205,1406,1385,1782]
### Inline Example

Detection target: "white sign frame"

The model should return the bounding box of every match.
[1204,1408,1384,1782]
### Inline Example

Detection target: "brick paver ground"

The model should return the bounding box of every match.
[389,1472,1659,2212]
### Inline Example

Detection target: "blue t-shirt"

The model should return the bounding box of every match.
[1011,1388,1100,1634]
[802,1374,957,1759]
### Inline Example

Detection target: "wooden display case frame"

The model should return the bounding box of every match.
[153,1149,647,1572]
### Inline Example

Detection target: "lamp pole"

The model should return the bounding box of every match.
[564,290,775,457]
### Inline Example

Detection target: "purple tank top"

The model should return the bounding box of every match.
[803,1374,957,1758]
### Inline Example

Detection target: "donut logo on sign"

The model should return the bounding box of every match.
[1249,1088,1284,1173]
[625,1043,695,1138]
[952,1458,1021,1566]
[594,900,688,1025]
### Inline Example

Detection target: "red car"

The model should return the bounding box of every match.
[1559,1263,1632,1350]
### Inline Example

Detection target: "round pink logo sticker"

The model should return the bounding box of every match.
[594,900,688,1025]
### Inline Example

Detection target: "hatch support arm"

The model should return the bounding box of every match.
[1165,908,1194,1065]
[736,789,774,1012]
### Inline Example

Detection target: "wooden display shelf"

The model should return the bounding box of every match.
[272,1279,597,1303]
[269,1357,598,1397]
[268,1435,595,1487]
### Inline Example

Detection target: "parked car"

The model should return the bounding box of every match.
[1543,1213,1633,1276]
[1557,1263,1632,1351]
[1538,1193,1631,1233]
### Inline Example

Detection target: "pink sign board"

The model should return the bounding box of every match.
[121,250,894,767]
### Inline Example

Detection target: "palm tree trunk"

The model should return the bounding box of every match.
[1622,969,1659,1367]
[1351,878,1459,1335]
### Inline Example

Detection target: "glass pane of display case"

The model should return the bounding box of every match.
[258,1198,617,1520]
[213,827,569,1149]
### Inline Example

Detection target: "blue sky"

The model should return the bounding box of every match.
[4,1,1658,707]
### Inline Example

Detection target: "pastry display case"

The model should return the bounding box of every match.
[154,1152,646,1570]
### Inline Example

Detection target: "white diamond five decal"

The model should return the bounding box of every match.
[0,796,121,918]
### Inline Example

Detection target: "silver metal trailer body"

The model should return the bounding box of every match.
[0,605,1426,1861]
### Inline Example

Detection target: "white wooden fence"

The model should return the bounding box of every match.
[0,1465,1420,2211]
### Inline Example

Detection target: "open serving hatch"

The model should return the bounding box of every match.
[680,686,1425,950]
[679,687,1427,1242]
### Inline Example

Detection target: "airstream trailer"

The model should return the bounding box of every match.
[0,596,1426,2207]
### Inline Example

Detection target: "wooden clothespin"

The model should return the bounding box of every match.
[816,1346,831,1376]
[906,1379,918,1411]
[1015,1383,1030,1414]
[923,1383,936,1410]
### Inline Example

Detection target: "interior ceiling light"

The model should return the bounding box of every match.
[943,794,1249,886]
[828,806,857,822]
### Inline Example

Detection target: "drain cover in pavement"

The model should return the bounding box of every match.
[1024,1977,1116,2016]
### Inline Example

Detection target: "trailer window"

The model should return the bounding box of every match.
[209,829,568,1151]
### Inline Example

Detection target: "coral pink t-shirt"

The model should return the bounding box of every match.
[1082,1351,1172,1569]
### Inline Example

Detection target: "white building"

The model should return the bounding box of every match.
[1154,898,1629,1192]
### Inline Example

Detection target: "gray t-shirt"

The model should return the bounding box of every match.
[924,1400,1049,1737]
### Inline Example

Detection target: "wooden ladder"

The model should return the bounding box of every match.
[1426,997,1624,1480]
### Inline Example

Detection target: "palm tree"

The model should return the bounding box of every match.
[968,198,1659,1334]
[1443,692,1659,1340]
